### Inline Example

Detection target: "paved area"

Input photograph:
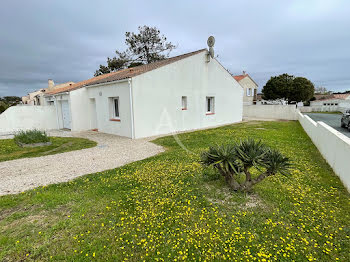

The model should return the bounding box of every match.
[0,131,164,196]
[304,113,350,138]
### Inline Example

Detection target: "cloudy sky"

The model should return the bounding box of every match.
[0,0,349,97]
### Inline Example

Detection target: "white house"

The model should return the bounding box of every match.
[310,93,350,112]
[45,49,243,139]
[233,72,258,105]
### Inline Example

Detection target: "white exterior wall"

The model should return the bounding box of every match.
[0,105,58,133]
[69,88,91,131]
[131,51,243,138]
[86,81,132,138]
[243,105,298,120]
[298,112,350,191]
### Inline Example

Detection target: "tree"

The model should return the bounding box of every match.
[0,96,21,114]
[0,102,7,114]
[289,77,315,102]
[262,74,294,100]
[200,139,291,192]
[262,74,315,102]
[315,86,328,94]
[95,26,176,76]
[2,96,21,105]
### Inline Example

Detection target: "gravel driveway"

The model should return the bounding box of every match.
[304,113,350,138]
[0,131,164,196]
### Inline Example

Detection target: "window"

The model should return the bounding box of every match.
[182,96,187,110]
[206,97,215,114]
[109,97,120,121]
[113,98,119,117]
[247,88,252,96]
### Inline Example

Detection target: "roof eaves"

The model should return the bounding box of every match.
[84,77,131,88]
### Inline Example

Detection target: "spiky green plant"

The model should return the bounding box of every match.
[200,138,291,192]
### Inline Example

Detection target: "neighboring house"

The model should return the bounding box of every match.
[47,79,75,92]
[22,80,75,106]
[45,49,243,138]
[233,72,258,105]
[22,89,46,105]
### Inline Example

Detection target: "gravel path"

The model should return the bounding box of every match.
[0,131,164,196]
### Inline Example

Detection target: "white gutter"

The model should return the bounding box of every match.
[51,92,70,96]
[128,78,135,139]
[84,78,129,88]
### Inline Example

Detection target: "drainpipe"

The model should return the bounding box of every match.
[128,78,135,139]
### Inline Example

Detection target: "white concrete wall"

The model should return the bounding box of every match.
[70,88,91,131]
[0,105,58,133]
[86,81,132,138]
[243,105,298,120]
[131,51,243,138]
[298,112,350,191]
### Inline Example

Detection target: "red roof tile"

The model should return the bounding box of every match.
[233,74,248,82]
[334,94,350,100]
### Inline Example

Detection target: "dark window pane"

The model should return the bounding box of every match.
[114,99,119,117]
[207,98,211,112]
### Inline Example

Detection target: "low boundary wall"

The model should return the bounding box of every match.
[243,105,298,120]
[298,112,350,191]
[0,105,58,134]
[299,106,348,113]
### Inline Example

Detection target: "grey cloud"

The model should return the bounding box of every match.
[0,0,349,96]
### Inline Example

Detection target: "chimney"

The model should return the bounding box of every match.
[242,71,246,75]
[48,79,54,90]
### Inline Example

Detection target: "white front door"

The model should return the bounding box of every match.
[61,100,71,129]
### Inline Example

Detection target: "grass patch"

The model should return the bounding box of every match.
[0,121,349,261]
[0,137,97,162]
[13,129,50,145]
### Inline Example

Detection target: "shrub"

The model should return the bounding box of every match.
[200,138,291,192]
[14,129,50,145]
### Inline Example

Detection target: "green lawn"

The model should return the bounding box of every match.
[0,137,97,162]
[0,121,349,261]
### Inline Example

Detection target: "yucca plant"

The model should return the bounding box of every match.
[200,138,291,192]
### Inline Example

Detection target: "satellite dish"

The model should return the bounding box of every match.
[207,36,215,59]
[207,36,215,47]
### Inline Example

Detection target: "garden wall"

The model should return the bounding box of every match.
[298,112,350,191]
[299,106,348,113]
[0,105,58,134]
[243,105,298,120]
